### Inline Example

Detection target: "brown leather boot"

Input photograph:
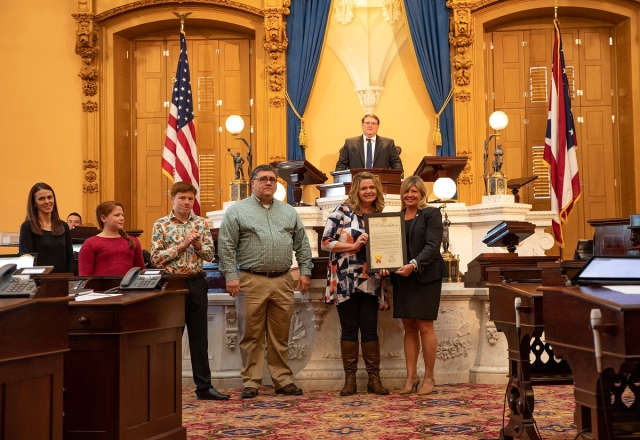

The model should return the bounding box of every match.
[361,340,389,395]
[340,341,359,396]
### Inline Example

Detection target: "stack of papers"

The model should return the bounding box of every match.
[74,292,123,301]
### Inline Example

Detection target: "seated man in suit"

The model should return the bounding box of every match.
[335,114,403,171]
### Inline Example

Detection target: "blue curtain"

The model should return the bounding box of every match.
[285,0,331,161]
[403,0,455,156]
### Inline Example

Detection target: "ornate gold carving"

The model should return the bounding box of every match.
[456,150,472,185]
[270,155,286,163]
[85,171,97,182]
[94,0,264,22]
[83,160,98,170]
[382,0,402,24]
[446,2,474,87]
[82,101,98,112]
[334,0,355,25]
[79,57,98,96]
[73,13,100,96]
[83,183,99,194]
[455,90,471,102]
[269,96,285,107]
[263,3,289,97]
[267,60,285,92]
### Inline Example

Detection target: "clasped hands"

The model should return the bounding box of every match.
[179,230,202,252]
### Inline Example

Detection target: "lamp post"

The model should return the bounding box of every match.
[483,111,509,196]
[433,176,460,283]
[225,115,252,177]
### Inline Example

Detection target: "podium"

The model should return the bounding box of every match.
[270,159,328,206]
[412,156,467,183]
[317,168,402,197]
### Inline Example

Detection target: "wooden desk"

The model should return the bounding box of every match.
[541,284,640,439]
[64,289,187,440]
[488,262,581,440]
[0,297,70,440]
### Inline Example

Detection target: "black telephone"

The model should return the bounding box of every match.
[120,267,164,290]
[0,264,38,298]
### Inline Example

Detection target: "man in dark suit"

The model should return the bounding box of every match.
[335,114,403,171]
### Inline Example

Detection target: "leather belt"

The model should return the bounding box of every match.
[186,271,206,281]
[241,269,289,278]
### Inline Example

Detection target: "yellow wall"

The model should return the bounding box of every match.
[303,40,437,202]
[0,0,84,234]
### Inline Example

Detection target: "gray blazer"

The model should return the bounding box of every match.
[404,207,448,283]
[335,135,403,170]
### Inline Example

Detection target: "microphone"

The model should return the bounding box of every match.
[514,297,522,330]
[591,308,603,374]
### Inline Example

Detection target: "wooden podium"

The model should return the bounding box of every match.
[412,156,467,183]
[317,168,403,197]
[270,159,328,206]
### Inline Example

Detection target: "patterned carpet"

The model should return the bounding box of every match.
[182,383,577,439]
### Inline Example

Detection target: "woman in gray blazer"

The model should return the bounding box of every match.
[382,176,447,395]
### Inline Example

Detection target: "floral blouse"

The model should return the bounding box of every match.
[321,203,383,305]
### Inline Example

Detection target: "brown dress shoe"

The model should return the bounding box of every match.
[275,383,303,395]
[241,387,259,399]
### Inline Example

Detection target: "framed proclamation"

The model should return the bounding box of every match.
[364,212,407,273]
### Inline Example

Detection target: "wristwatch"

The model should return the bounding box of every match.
[410,259,418,271]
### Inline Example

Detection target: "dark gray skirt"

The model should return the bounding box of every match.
[391,274,442,320]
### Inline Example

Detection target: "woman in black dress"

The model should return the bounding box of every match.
[19,182,74,273]
[383,176,447,395]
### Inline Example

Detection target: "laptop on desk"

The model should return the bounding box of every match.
[572,256,640,286]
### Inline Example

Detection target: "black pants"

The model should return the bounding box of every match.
[184,276,212,392]
[336,290,379,343]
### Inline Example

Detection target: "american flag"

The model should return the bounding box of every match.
[162,31,201,215]
[543,21,580,247]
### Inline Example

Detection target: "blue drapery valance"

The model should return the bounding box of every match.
[404,0,455,156]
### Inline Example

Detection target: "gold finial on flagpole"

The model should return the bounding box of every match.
[173,12,192,31]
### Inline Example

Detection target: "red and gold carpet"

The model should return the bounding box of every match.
[182,383,576,439]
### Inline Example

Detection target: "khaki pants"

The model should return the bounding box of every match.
[235,271,295,389]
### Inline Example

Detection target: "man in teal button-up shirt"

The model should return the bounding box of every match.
[218,164,313,399]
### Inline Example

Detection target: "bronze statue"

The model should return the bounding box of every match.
[227,148,245,180]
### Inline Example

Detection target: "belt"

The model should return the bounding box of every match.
[185,271,206,282]
[240,269,289,278]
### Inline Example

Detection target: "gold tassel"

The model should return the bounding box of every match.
[433,116,442,147]
[299,118,308,148]
[433,87,455,149]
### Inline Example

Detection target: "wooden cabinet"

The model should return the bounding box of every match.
[0,297,69,440]
[64,290,187,440]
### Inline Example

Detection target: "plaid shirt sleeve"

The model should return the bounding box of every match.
[292,214,313,276]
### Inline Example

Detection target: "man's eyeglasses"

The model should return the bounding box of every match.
[254,176,277,183]
[363,122,379,125]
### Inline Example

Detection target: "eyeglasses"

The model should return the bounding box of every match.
[363,122,379,125]
[254,176,277,183]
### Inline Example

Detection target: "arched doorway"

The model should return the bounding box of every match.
[88,3,284,247]
[453,0,640,258]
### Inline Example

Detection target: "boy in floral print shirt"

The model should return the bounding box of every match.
[151,181,230,401]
